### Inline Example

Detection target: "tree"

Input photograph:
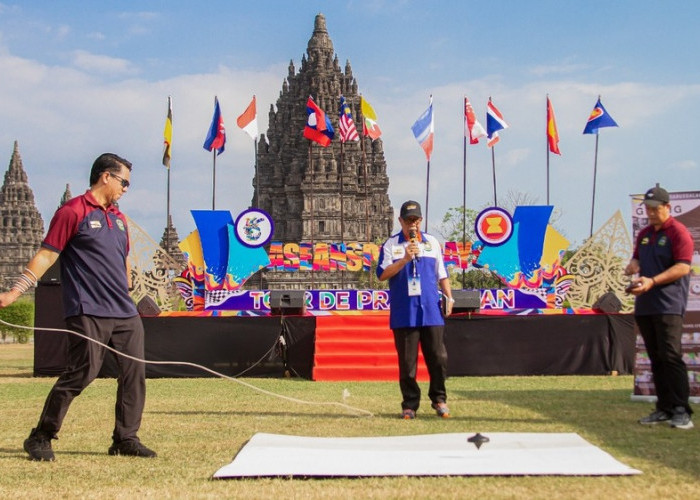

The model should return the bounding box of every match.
[438,206,504,290]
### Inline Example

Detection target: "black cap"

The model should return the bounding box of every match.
[642,184,670,207]
[400,200,422,219]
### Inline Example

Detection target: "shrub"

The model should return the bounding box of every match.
[0,299,35,343]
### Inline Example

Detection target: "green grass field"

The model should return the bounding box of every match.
[1,344,698,499]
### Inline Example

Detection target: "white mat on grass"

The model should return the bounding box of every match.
[212,432,640,478]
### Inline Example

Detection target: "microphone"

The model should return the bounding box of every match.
[408,229,419,262]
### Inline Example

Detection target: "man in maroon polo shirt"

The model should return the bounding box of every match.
[0,153,157,460]
[625,184,694,430]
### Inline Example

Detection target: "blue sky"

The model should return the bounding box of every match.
[1,1,699,247]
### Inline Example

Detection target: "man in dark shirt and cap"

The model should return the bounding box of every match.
[625,184,694,429]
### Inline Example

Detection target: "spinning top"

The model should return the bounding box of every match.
[467,433,490,450]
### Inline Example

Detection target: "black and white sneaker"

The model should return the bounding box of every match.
[108,440,157,458]
[669,407,694,430]
[23,428,55,461]
[638,410,671,425]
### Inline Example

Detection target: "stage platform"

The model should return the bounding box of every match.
[33,297,635,380]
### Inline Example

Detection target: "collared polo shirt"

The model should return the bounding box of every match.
[376,230,448,329]
[42,190,138,319]
[633,216,693,316]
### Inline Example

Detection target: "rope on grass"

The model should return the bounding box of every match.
[0,318,374,418]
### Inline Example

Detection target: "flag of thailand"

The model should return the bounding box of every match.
[411,98,434,160]
[486,99,508,148]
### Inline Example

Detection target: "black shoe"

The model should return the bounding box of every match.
[638,409,671,425]
[108,440,157,458]
[669,407,694,430]
[24,428,55,461]
[431,402,451,418]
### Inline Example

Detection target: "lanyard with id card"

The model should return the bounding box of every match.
[407,260,421,296]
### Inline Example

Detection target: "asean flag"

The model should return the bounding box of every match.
[583,97,618,134]
[303,96,334,147]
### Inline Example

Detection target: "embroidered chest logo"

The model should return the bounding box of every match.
[640,236,649,245]
[90,220,102,229]
[658,235,668,247]
[116,219,125,231]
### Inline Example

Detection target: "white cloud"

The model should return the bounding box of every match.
[71,50,138,76]
[2,34,700,249]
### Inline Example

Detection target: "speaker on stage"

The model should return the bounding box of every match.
[448,289,481,315]
[137,296,161,317]
[34,283,68,376]
[592,291,622,313]
[39,258,61,285]
[269,290,306,315]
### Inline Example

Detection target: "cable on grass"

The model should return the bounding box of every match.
[0,317,374,418]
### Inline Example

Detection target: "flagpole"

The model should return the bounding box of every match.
[462,124,467,289]
[253,139,259,207]
[164,95,173,251]
[546,96,550,206]
[308,141,315,289]
[339,140,345,289]
[166,165,171,250]
[360,132,373,288]
[491,146,498,207]
[590,133,599,238]
[425,160,431,232]
[361,135,370,243]
[212,150,216,210]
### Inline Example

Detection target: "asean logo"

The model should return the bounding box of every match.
[234,208,274,248]
[475,207,513,246]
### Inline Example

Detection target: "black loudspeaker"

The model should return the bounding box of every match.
[448,289,481,315]
[592,291,622,313]
[34,283,68,376]
[39,258,61,285]
[137,296,161,317]
[269,290,306,315]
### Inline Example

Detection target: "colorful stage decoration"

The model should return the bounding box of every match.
[166,205,648,316]
[124,215,183,311]
[234,208,274,248]
[187,288,550,313]
[473,205,573,309]
[179,210,271,310]
[564,210,632,312]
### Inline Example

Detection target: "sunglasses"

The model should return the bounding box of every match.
[109,172,130,188]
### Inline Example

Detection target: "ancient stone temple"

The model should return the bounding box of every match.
[0,141,45,291]
[253,13,393,290]
[159,215,185,269]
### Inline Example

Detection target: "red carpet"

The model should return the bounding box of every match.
[313,313,428,381]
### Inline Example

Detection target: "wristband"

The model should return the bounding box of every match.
[10,272,36,295]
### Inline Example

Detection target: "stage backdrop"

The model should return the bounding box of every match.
[630,190,700,401]
[33,307,635,379]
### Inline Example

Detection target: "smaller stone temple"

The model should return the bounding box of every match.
[0,141,45,291]
[159,215,186,270]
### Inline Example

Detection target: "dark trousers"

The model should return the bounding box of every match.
[393,326,448,411]
[635,314,692,415]
[35,315,146,442]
